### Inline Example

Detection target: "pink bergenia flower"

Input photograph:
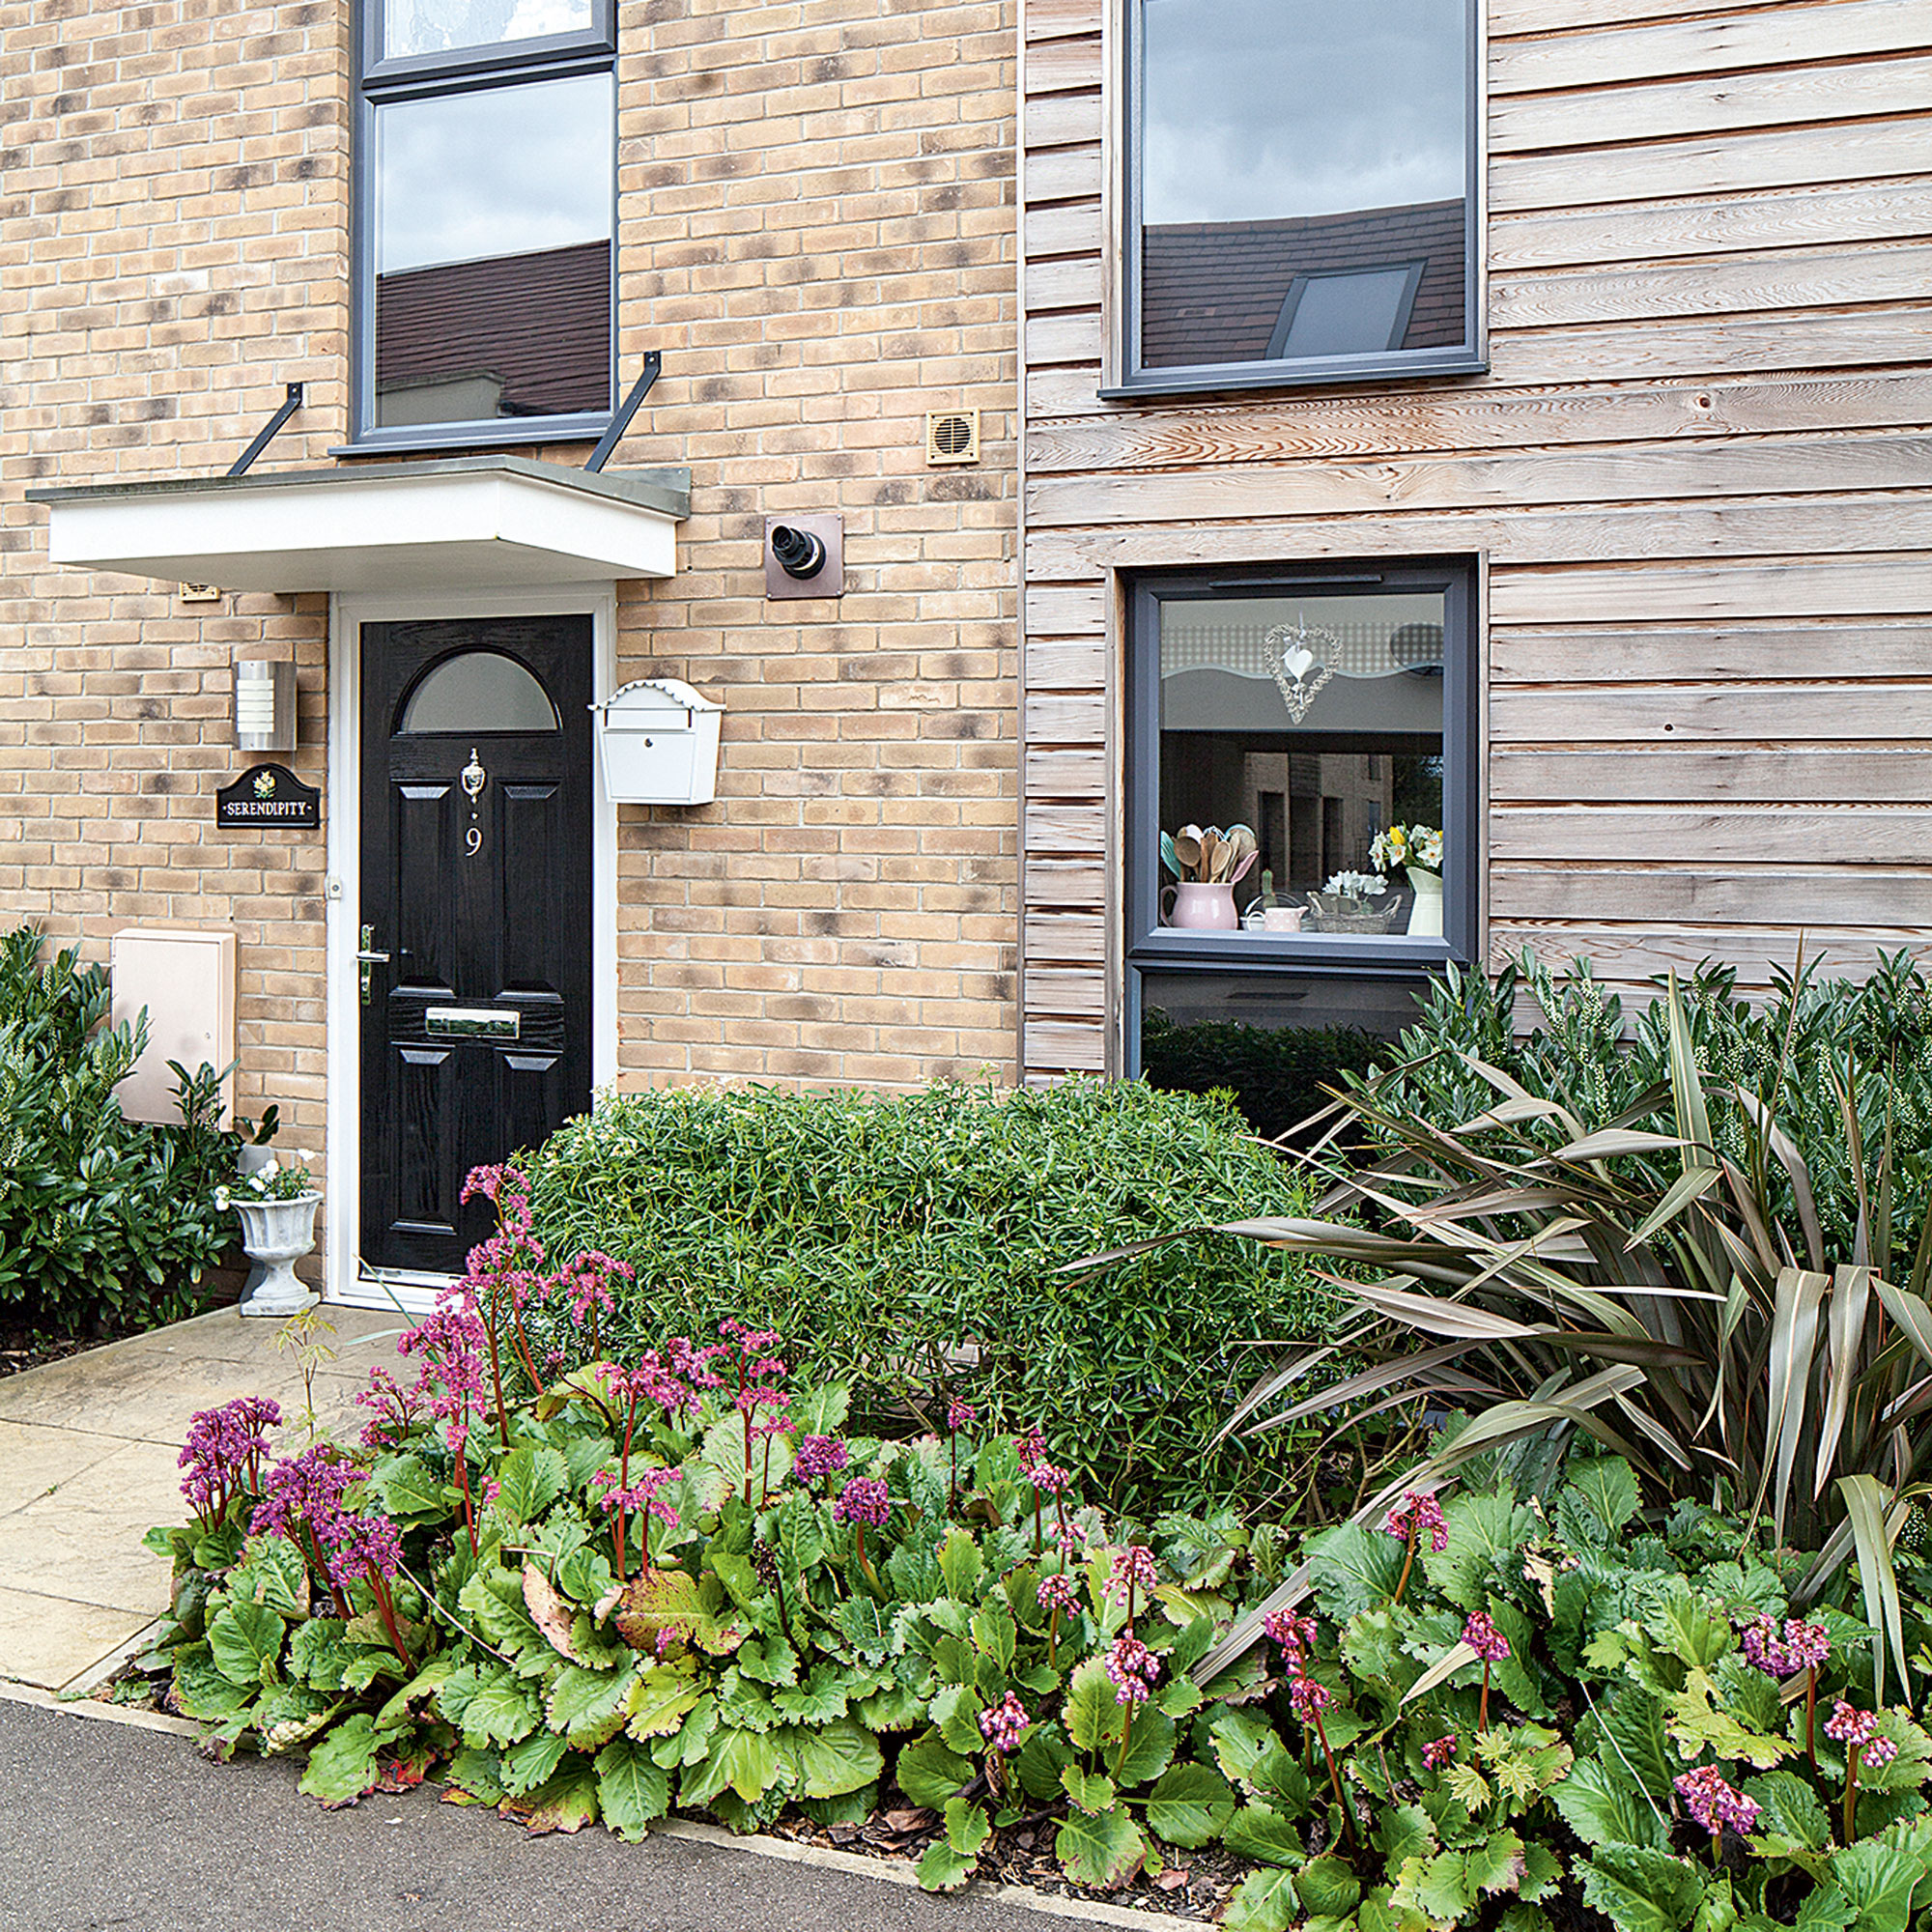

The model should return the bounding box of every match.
[251,1444,367,1548]
[1423,1734,1458,1771]
[563,1250,631,1326]
[1863,1735,1900,1770]
[979,1691,1030,1753]
[1288,1674,1332,1721]
[1015,1427,1049,1481]
[1826,1699,1880,1748]
[1105,1633,1160,1707]
[1741,1615,1832,1679]
[1675,1766,1760,1836]
[834,1477,890,1527]
[318,1509,405,1588]
[1104,1545,1159,1608]
[589,1465,681,1526]
[178,1396,283,1521]
[1263,1609,1318,1670]
[1383,1490,1449,1553]
[1029,1461,1072,1499]
[1462,1611,1510,1663]
[1037,1573,1081,1618]
[792,1435,850,1482]
[947,1398,978,1432]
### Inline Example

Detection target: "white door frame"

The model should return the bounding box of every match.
[323,584,619,1310]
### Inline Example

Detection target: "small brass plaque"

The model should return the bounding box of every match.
[425,1007,519,1039]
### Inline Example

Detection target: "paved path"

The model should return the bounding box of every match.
[0,1698,1095,1932]
[0,1304,408,1690]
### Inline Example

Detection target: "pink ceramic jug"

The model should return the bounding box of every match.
[1160,880,1239,929]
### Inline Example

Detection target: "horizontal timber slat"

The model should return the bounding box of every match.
[1025,747,1107,794]
[1489,555,1932,623]
[1027,435,1932,526]
[1023,1019,1106,1071]
[1489,866,1932,924]
[1025,0,1101,43]
[1024,95,1099,150]
[1025,39,1101,93]
[1490,0,1928,96]
[1492,746,1932,800]
[1491,56,1932,154]
[1487,922,1932,981]
[1492,0,1846,34]
[1025,507,1932,584]
[1024,146,1100,202]
[1490,625,1932,684]
[1026,371,1932,470]
[1023,966,1107,1015]
[1031,306,1932,399]
[1492,805,1932,864]
[1026,255,1102,313]
[1492,244,1932,329]
[1024,201,1100,259]
[1491,685,1932,743]
[1025,801,1107,848]
[1025,910,1106,963]
[1492,180,1932,272]
[1023,639,1108,688]
[1026,857,1109,902]
[1491,116,1932,213]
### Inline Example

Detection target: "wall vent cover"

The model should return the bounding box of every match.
[924,409,980,466]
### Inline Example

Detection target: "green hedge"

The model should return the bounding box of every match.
[0,925,242,1338]
[1139,1007,1386,1144]
[517,1078,1324,1508]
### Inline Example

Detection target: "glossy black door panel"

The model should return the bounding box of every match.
[359,617,592,1273]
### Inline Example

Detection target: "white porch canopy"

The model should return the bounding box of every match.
[27,456,688,594]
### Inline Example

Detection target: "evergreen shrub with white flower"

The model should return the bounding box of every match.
[136,1163,1932,1923]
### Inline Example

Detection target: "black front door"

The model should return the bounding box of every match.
[359,617,593,1274]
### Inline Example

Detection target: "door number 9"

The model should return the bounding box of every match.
[466,825,483,856]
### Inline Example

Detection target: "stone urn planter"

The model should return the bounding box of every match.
[233,1192,322,1318]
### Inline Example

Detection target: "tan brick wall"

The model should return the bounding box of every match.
[0,0,1020,1175]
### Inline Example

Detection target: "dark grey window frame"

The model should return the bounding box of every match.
[343,0,619,455]
[1108,0,1485,400]
[1123,557,1481,980]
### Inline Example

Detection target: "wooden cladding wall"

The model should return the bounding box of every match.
[1018,0,1932,1079]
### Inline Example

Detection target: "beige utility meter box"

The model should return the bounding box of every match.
[591,677,723,806]
[109,927,237,1126]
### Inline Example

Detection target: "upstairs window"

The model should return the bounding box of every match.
[1120,0,1480,395]
[355,0,616,446]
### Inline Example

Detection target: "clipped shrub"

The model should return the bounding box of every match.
[0,924,242,1338]
[1140,1006,1385,1144]
[517,1078,1322,1507]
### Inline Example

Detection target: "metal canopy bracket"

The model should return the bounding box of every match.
[227,384,306,478]
[584,355,662,473]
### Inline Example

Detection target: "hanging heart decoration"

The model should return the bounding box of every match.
[1264,618,1342,724]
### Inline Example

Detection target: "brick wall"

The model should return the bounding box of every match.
[0,0,1021,1166]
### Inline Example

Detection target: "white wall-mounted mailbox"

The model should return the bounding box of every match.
[109,926,237,1126]
[592,678,723,806]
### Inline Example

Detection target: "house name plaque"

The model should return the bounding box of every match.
[216,763,320,830]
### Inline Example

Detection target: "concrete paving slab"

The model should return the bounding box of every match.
[0,1439,191,1614]
[0,1586,154,1692]
[0,1302,417,1690]
[0,1418,129,1520]
[0,1696,1098,1932]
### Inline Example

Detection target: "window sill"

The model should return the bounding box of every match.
[1099,353,1489,404]
[1128,927,1462,975]
[332,415,613,461]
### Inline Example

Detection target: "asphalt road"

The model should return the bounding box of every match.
[0,1699,1093,1932]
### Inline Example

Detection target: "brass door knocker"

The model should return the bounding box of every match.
[461,748,485,854]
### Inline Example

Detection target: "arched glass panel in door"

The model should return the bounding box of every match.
[397,649,561,734]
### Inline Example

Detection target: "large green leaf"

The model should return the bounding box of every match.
[1224,1868,1300,1932]
[1224,1803,1304,1867]
[1056,1806,1145,1889]
[1146,1762,1236,1848]
[1062,1764,1116,1816]
[1558,1458,1642,1547]
[594,1735,669,1841]
[1548,1756,1667,1850]
[500,1731,571,1798]
[1305,1520,1406,1619]
[207,1601,286,1689]
[1113,1706,1177,1788]
[1296,1855,1363,1918]
[895,1733,975,1809]
[493,1445,569,1525]
[1425,1492,1539,1609]
[368,1452,446,1524]
[1744,1770,1831,1854]
[546,1663,639,1750]
[297,1712,385,1807]
[1065,1655,1124,1752]
[784,1719,883,1799]
[682,1727,781,1807]
[916,1839,980,1893]
[521,1760,602,1834]
[232,1535,310,1618]
[937,1527,982,1603]
[1015,1720,1073,1803]
[1579,1845,1708,1932]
